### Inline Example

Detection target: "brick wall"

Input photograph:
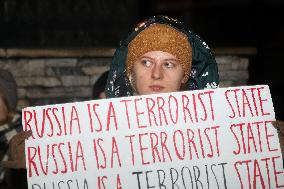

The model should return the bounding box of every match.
[0,47,256,110]
[216,56,249,87]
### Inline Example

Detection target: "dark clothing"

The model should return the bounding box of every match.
[106,15,220,98]
[0,112,27,188]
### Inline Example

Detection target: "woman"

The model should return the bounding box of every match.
[106,15,219,98]
[92,70,109,99]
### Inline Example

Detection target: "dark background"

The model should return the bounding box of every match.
[139,0,284,120]
[0,0,283,119]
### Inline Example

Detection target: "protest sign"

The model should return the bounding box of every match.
[23,85,284,189]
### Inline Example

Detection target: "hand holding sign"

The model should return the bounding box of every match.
[273,120,284,158]
[2,130,32,169]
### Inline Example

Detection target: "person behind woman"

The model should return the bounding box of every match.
[92,70,109,99]
[0,69,27,187]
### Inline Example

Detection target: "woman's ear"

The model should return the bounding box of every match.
[179,80,189,91]
[128,74,134,86]
[128,72,138,94]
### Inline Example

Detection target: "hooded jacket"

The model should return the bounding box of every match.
[106,15,219,98]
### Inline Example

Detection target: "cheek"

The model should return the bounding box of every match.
[132,69,152,95]
[132,64,149,85]
[166,68,184,80]
[171,79,183,91]
[167,69,184,90]
[133,73,146,90]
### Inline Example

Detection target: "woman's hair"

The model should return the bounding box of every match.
[0,87,10,110]
[0,69,18,111]
[0,87,13,123]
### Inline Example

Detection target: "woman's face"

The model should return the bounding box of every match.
[0,96,8,125]
[132,51,185,95]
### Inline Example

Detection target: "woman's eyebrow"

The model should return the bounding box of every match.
[139,56,154,60]
[164,58,178,61]
[139,56,178,62]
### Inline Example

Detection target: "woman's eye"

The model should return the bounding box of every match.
[141,60,152,67]
[164,62,175,68]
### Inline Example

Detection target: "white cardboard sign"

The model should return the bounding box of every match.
[23,85,284,189]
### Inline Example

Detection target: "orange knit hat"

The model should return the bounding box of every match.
[126,23,192,82]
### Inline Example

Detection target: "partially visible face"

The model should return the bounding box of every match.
[0,96,8,125]
[132,51,185,95]
[99,92,106,99]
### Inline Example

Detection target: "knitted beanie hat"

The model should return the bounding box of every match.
[126,23,192,82]
[0,69,18,111]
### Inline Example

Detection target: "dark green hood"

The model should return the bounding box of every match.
[106,15,219,98]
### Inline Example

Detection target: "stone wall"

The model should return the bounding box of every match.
[216,56,249,87]
[0,47,255,110]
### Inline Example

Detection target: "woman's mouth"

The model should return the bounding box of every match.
[149,85,164,92]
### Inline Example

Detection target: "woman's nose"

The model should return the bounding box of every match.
[151,64,163,80]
